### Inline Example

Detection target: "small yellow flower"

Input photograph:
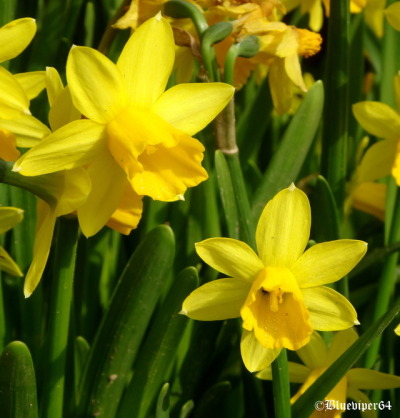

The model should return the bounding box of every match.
[384,1,400,31]
[257,329,400,417]
[181,185,367,371]
[0,206,24,276]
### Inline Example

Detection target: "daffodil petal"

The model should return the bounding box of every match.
[24,201,56,298]
[384,2,400,31]
[352,182,386,221]
[181,278,250,320]
[240,330,281,372]
[0,115,51,148]
[292,240,367,288]
[49,86,81,131]
[353,101,400,140]
[14,71,46,100]
[0,246,23,276]
[356,138,397,182]
[116,14,174,107]
[45,66,64,106]
[346,388,376,418]
[0,206,24,233]
[195,238,264,283]
[0,18,36,63]
[13,120,107,175]
[0,66,30,118]
[78,155,126,237]
[256,185,310,267]
[296,331,328,369]
[326,328,358,364]
[284,54,306,91]
[0,129,20,161]
[256,361,310,383]
[307,0,323,32]
[302,286,358,331]
[67,46,126,123]
[152,83,234,136]
[347,368,400,389]
[131,136,208,201]
[269,58,293,115]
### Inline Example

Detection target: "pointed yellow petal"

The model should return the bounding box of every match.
[256,185,310,267]
[302,286,358,331]
[77,155,126,237]
[0,128,20,161]
[240,330,281,372]
[0,206,24,233]
[152,83,234,136]
[195,238,264,283]
[0,115,51,148]
[0,66,30,118]
[384,2,400,31]
[45,66,64,106]
[131,136,208,201]
[395,323,400,336]
[257,361,310,383]
[292,240,367,288]
[351,182,386,220]
[0,246,23,276]
[49,86,81,131]
[269,58,293,115]
[284,54,307,91]
[14,71,46,100]
[356,138,397,182]
[67,46,126,123]
[347,368,400,389]
[296,331,329,369]
[326,328,358,364]
[353,101,400,140]
[24,201,56,297]
[0,18,36,63]
[181,278,250,320]
[13,120,107,175]
[117,14,174,107]
[307,0,323,32]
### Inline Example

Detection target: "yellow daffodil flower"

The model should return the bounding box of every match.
[395,324,400,335]
[0,206,24,276]
[365,0,386,38]
[13,14,234,237]
[181,185,367,371]
[384,1,400,31]
[257,329,400,417]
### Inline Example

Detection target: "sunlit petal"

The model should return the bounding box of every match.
[326,328,358,365]
[296,331,328,369]
[49,86,81,131]
[0,246,23,276]
[14,71,46,100]
[0,206,24,233]
[352,182,386,221]
[0,66,30,118]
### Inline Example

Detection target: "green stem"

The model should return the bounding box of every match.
[272,349,291,418]
[40,216,79,418]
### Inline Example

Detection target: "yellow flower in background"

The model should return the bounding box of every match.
[384,1,400,31]
[395,324,400,335]
[181,185,367,372]
[13,14,234,237]
[257,329,400,417]
[365,0,386,38]
[0,206,24,276]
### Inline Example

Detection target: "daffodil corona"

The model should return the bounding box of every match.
[181,185,367,371]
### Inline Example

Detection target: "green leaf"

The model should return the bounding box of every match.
[77,225,175,418]
[0,341,38,418]
[251,80,324,220]
[156,383,170,418]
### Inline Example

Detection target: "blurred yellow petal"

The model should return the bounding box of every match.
[77,154,126,237]
[0,246,23,276]
[285,54,307,91]
[117,13,174,108]
[256,184,310,267]
[24,201,56,298]
[67,46,126,123]
[384,2,400,31]
[395,323,400,335]
[13,120,107,175]
[131,136,208,201]
[0,66,30,118]
[306,0,323,32]
[49,86,81,131]
[326,328,358,364]
[240,330,281,372]
[0,206,24,233]
[352,182,386,221]
[14,71,46,100]
[353,101,400,140]
[347,368,400,389]
[152,83,234,135]
[0,129,20,161]
[0,115,51,148]
[0,18,36,63]
[241,267,312,350]
[302,286,358,331]
[292,240,367,288]
[395,73,400,113]
[181,278,250,320]
[365,0,386,37]
[392,142,400,185]
[195,238,264,283]
[296,331,329,369]
[346,388,377,418]
[257,361,310,383]
[269,58,293,115]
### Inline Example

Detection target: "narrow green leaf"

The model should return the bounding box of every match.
[77,225,175,418]
[74,337,90,396]
[251,81,324,220]
[180,400,195,418]
[271,349,291,418]
[291,296,400,418]
[0,341,38,418]
[156,383,170,418]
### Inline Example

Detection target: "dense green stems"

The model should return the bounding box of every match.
[272,349,291,418]
[321,0,350,220]
[40,217,79,418]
